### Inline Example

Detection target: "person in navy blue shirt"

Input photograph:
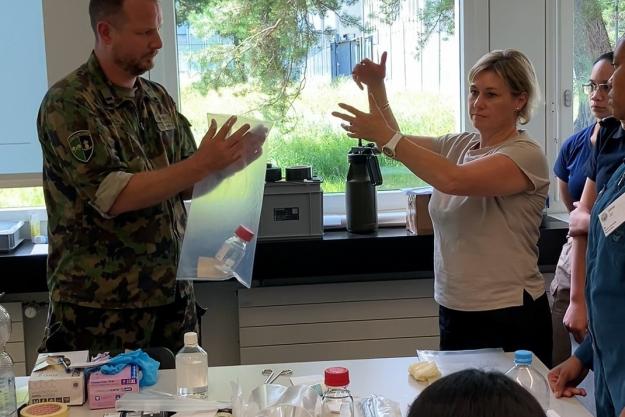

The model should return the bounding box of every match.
[550,52,614,367]
[550,38,625,417]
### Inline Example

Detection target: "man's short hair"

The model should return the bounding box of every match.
[89,0,126,34]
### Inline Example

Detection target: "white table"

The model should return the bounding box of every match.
[20,353,593,417]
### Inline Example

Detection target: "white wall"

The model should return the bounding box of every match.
[41,0,94,86]
[40,0,178,97]
[489,0,547,149]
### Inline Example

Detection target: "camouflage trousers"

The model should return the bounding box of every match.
[39,283,199,355]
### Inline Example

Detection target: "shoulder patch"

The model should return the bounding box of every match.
[67,130,94,163]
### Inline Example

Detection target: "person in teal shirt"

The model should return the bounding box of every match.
[550,37,625,417]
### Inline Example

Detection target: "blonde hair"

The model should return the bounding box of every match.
[468,49,540,125]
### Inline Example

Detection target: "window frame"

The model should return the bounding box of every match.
[156,0,473,220]
[1,0,573,221]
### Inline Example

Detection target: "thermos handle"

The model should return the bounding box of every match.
[367,154,383,186]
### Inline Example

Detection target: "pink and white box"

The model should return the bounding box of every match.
[87,364,140,409]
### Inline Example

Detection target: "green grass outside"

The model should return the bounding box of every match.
[0,78,455,208]
[180,77,456,192]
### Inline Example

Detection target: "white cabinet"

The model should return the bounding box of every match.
[238,279,439,364]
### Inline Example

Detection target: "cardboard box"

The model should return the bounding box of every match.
[88,364,140,409]
[29,350,88,405]
[405,187,433,235]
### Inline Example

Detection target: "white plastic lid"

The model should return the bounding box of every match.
[184,331,198,345]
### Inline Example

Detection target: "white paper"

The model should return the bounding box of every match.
[598,191,625,236]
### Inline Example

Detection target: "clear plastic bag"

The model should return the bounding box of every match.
[357,395,402,417]
[233,382,318,417]
[416,348,510,376]
[115,390,228,413]
[176,114,272,287]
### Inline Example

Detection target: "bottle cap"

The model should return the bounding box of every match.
[513,350,532,365]
[235,225,255,242]
[184,332,198,346]
[324,366,349,387]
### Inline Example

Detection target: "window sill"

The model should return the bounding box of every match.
[324,210,407,230]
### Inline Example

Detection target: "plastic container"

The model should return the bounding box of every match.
[505,350,550,410]
[215,225,254,274]
[321,367,354,417]
[0,304,17,417]
[176,332,208,398]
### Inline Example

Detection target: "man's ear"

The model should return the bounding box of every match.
[96,21,114,45]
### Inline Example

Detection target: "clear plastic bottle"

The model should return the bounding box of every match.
[321,367,354,417]
[505,350,550,411]
[215,225,254,274]
[176,332,208,398]
[0,304,17,417]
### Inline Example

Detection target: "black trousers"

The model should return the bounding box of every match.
[439,291,553,368]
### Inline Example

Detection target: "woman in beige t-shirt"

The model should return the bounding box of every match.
[332,49,552,366]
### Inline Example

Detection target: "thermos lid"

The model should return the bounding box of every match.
[285,165,313,181]
[265,164,282,182]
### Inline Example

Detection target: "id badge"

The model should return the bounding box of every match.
[598,191,625,236]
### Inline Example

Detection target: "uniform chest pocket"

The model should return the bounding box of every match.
[155,113,175,135]
[155,114,176,155]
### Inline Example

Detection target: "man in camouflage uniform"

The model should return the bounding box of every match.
[37,0,261,354]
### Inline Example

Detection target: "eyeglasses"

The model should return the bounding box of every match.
[583,82,610,94]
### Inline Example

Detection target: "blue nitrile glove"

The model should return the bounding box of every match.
[100,349,160,387]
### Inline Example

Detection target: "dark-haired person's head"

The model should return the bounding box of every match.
[407,369,546,417]
[89,0,162,77]
[586,51,614,120]
[610,37,625,121]
[89,0,126,34]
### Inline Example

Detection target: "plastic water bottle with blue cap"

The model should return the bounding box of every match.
[505,350,550,411]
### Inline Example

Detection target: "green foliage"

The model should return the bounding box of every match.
[175,0,458,123]
[378,0,402,25]
[180,77,455,193]
[176,0,362,122]
[0,187,45,208]
[416,0,455,58]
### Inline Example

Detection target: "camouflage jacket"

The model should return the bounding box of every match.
[37,52,197,309]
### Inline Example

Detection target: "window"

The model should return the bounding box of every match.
[0,3,47,179]
[3,0,559,213]
[572,1,622,130]
[546,0,625,213]
[0,2,48,208]
[172,0,460,197]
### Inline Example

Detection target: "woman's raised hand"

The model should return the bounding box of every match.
[352,51,388,90]
[331,94,394,147]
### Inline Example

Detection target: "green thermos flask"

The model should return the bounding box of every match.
[345,143,383,233]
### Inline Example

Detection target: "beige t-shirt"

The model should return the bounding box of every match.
[428,131,549,311]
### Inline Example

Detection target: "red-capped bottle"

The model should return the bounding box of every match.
[215,225,254,274]
[321,367,353,417]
